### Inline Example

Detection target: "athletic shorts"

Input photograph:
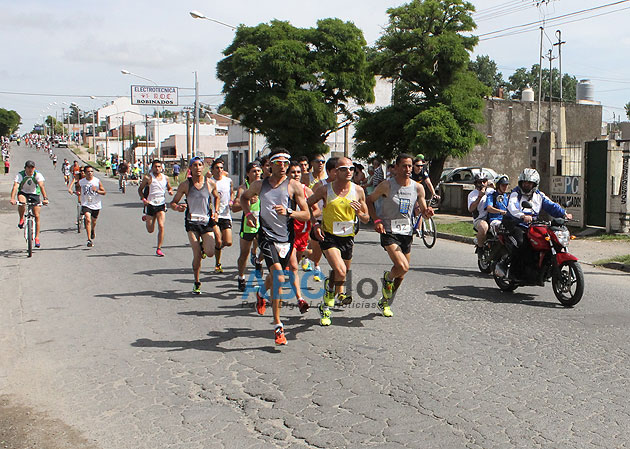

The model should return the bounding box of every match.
[18,192,40,205]
[185,217,217,235]
[146,203,166,216]
[380,233,413,255]
[319,232,354,261]
[81,206,100,219]
[217,218,232,231]
[240,231,257,241]
[258,237,293,270]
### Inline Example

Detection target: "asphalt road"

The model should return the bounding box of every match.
[1,143,630,449]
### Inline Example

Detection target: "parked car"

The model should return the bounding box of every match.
[439,167,499,184]
[57,139,69,148]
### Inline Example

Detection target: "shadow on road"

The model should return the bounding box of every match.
[112,202,144,209]
[427,285,564,308]
[41,227,77,234]
[410,265,486,278]
[86,251,154,258]
[94,289,191,301]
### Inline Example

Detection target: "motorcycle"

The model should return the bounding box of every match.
[491,202,584,307]
[477,226,502,274]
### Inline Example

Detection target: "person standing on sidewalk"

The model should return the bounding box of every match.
[240,149,311,345]
[368,154,433,317]
[138,159,173,257]
[79,166,106,248]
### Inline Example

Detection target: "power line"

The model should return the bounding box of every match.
[0,90,223,99]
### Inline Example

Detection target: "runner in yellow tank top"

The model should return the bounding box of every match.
[308,157,370,327]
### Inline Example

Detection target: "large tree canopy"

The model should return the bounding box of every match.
[0,108,21,136]
[354,0,487,181]
[469,54,505,95]
[217,18,375,156]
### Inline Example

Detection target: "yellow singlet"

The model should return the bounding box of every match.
[322,183,357,237]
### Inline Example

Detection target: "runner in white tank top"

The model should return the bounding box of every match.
[78,166,106,248]
[138,160,173,257]
[208,159,234,273]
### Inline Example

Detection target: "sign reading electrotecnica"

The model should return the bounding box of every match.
[130,85,178,106]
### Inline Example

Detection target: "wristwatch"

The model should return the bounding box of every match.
[286,207,294,216]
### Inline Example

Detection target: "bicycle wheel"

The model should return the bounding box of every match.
[421,216,437,248]
[27,217,33,257]
[77,205,82,233]
[121,180,126,194]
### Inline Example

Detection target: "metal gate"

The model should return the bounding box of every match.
[585,140,608,227]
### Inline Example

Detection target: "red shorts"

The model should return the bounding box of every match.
[293,220,311,252]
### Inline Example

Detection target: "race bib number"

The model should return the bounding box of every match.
[274,242,291,259]
[333,220,354,236]
[391,218,411,235]
[189,213,209,225]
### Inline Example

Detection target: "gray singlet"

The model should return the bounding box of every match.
[185,179,211,225]
[381,177,416,235]
[259,177,291,242]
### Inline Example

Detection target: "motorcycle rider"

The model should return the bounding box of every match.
[499,168,572,279]
[467,173,493,254]
[486,174,510,234]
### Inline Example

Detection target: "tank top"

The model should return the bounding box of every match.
[147,173,167,206]
[322,182,357,237]
[185,178,212,225]
[381,177,416,235]
[79,177,102,210]
[259,177,292,243]
[242,180,261,234]
[308,173,325,190]
[215,176,233,219]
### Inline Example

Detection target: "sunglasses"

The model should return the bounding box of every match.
[338,166,355,172]
[272,160,290,166]
[313,159,325,164]
[414,164,423,167]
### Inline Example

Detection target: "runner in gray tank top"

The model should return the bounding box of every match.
[367,153,434,318]
[240,149,311,346]
[170,157,220,295]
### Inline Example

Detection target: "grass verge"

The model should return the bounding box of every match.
[435,221,475,238]
[593,254,630,266]
[583,234,630,242]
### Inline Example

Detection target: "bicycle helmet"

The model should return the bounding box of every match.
[495,174,510,185]
[518,168,540,193]
[473,173,488,183]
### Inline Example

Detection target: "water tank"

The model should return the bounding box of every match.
[577,79,595,102]
[522,86,535,102]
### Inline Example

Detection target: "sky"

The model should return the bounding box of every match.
[1,0,629,133]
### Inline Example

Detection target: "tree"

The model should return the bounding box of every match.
[469,55,505,95]
[0,108,21,136]
[625,102,630,120]
[507,64,578,101]
[217,18,375,156]
[354,0,487,184]
[45,115,64,134]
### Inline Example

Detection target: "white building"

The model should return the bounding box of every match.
[97,97,143,130]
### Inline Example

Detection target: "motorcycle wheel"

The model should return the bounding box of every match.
[552,260,584,307]
[492,260,517,292]
[477,247,492,273]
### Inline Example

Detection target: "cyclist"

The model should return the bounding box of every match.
[240,149,311,345]
[169,156,221,295]
[138,159,173,256]
[80,166,106,247]
[208,158,233,273]
[307,157,370,326]
[468,173,492,255]
[10,160,49,248]
[118,159,129,191]
[367,154,433,317]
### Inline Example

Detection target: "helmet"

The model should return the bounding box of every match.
[495,174,510,185]
[473,173,488,183]
[518,168,539,193]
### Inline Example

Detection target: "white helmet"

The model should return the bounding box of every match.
[518,168,540,193]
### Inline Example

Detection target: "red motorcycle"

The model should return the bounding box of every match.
[492,206,584,307]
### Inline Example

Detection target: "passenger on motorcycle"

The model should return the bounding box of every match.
[467,173,494,254]
[486,175,510,234]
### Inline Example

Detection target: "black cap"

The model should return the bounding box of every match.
[24,160,35,168]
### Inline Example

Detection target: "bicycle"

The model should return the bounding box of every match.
[413,196,439,248]
[119,174,127,194]
[76,201,84,233]
[17,200,41,257]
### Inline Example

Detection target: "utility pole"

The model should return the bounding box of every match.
[537,26,544,131]
[547,49,557,133]
[122,116,125,161]
[194,71,200,157]
[186,109,191,160]
[553,30,566,102]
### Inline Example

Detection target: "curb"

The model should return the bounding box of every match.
[600,262,630,273]
[437,232,475,245]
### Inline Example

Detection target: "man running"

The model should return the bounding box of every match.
[10,160,49,248]
[240,149,310,345]
[232,161,263,292]
[62,159,71,185]
[79,166,106,247]
[138,159,173,256]
[170,157,221,295]
[307,157,370,326]
[368,154,433,317]
[208,158,233,273]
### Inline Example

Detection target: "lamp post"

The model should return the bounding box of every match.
[189,10,236,30]
[121,69,161,159]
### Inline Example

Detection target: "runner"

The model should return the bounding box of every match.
[240,149,311,345]
[208,159,233,273]
[232,161,263,292]
[52,154,58,169]
[172,161,180,183]
[169,157,221,295]
[10,160,49,248]
[367,154,433,317]
[138,159,174,256]
[61,159,71,185]
[79,166,106,247]
[307,157,370,326]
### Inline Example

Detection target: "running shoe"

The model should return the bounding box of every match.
[238,278,246,292]
[250,252,257,267]
[34,238,40,248]
[318,304,331,326]
[255,260,263,275]
[313,267,322,282]
[378,298,394,317]
[256,289,266,315]
[192,282,201,295]
[91,229,95,240]
[156,248,165,257]
[382,271,395,300]
[201,249,206,259]
[301,258,312,272]
[323,279,335,308]
[297,298,310,314]
[141,215,148,222]
[274,326,287,345]
[17,218,24,229]
[214,264,223,273]
[335,293,353,306]
[87,240,93,248]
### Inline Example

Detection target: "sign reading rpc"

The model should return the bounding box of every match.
[130,85,178,106]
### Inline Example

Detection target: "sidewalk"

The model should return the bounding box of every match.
[433,212,630,272]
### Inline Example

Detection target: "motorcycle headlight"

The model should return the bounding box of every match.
[554,229,571,247]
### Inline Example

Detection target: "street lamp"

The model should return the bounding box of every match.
[189,10,236,30]
[121,69,161,159]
